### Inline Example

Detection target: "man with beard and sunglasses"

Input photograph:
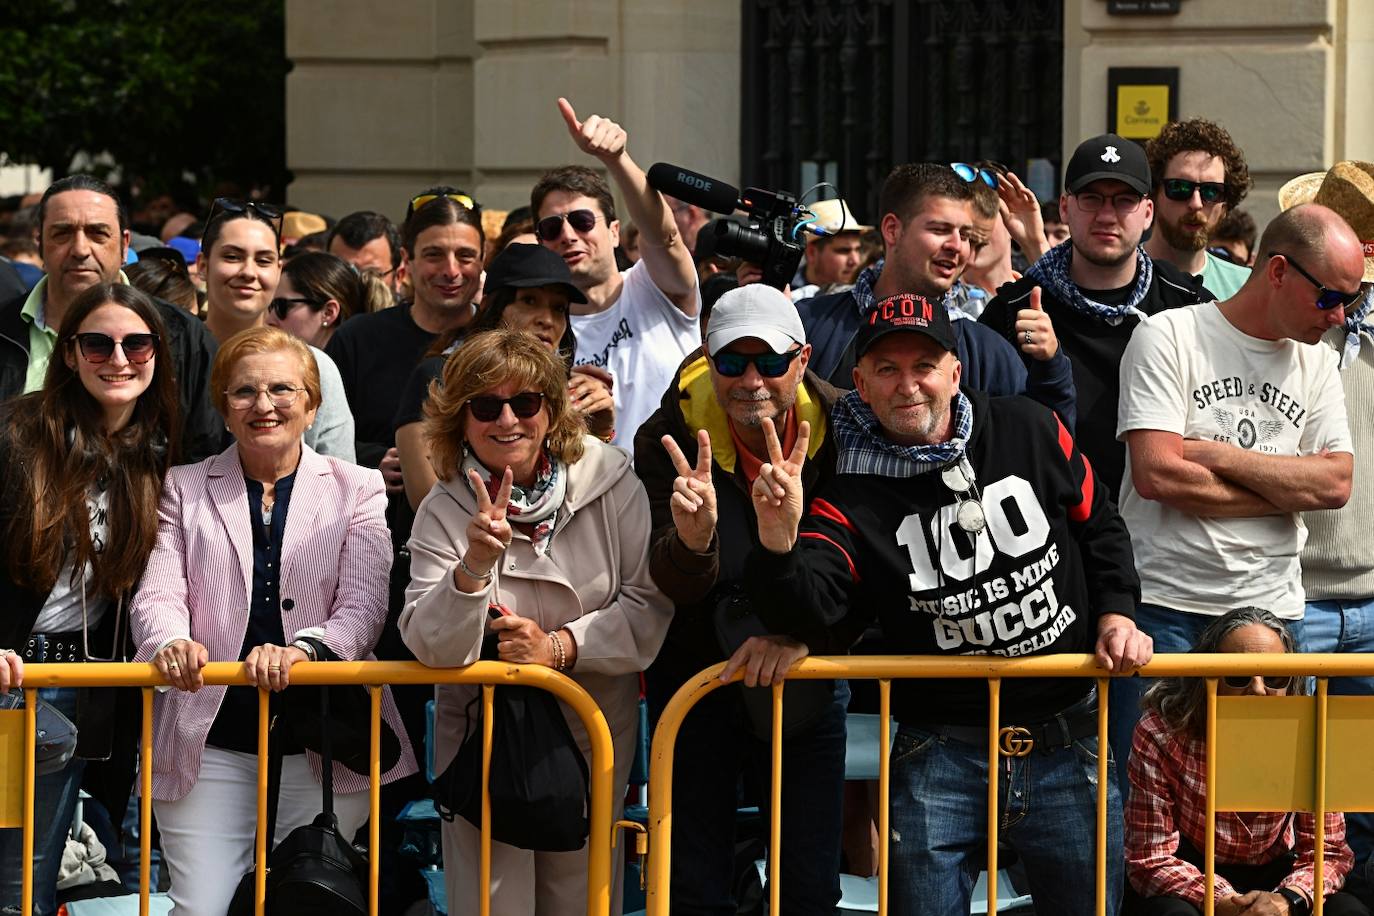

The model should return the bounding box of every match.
[0,174,221,462]
[1144,118,1255,300]
[738,292,1148,916]
[980,134,1213,502]
[533,98,700,452]
[1111,203,1361,792]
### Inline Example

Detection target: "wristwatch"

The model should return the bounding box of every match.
[1276,887,1310,916]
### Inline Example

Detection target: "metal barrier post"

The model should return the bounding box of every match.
[769,682,783,914]
[255,688,269,916]
[1315,678,1328,916]
[369,685,382,916]
[21,688,35,916]
[1204,678,1217,916]
[986,678,1001,914]
[140,688,153,916]
[1096,677,1109,916]
[878,679,891,916]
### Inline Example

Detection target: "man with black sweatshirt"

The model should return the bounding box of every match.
[745,293,1150,916]
[980,134,1211,497]
[798,163,1078,429]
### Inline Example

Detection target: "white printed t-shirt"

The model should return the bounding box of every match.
[1116,302,1352,618]
[571,259,700,451]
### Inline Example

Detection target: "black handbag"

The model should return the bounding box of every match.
[227,689,369,916]
[432,634,590,852]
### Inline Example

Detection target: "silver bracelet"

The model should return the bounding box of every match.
[458,554,493,583]
[290,639,318,663]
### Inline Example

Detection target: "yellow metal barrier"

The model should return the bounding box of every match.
[646,654,1374,916]
[1,660,616,916]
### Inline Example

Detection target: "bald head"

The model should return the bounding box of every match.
[1255,203,1365,279]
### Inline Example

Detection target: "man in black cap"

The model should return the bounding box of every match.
[980,133,1212,498]
[743,292,1150,916]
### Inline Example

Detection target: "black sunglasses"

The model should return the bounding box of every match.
[1222,675,1293,691]
[712,348,803,379]
[202,198,284,244]
[72,332,158,365]
[467,392,545,422]
[268,296,321,320]
[1161,178,1228,204]
[535,209,602,241]
[1274,254,1364,311]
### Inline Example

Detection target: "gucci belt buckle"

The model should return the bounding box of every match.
[998,725,1034,757]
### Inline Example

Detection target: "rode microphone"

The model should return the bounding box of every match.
[646,163,742,215]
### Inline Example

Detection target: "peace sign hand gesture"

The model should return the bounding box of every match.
[463,467,515,577]
[751,417,811,554]
[662,430,718,553]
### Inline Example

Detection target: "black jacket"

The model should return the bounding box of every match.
[0,290,221,464]
[745,387,1140,727]
[633,350,843,691]
[978,259,1210,498]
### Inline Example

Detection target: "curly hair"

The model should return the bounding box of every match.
[1145,118,1252,209]
[424,329,586,480]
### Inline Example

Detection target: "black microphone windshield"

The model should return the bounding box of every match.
[647,163,741,215]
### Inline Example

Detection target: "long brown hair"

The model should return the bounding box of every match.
[3,283,180,597]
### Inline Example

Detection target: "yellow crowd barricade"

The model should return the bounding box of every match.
[646,654,1374,916]
[0,660,616,916]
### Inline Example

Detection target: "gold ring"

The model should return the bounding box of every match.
[269,665,282,671]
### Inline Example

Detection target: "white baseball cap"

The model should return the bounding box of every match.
[706,284,807,356]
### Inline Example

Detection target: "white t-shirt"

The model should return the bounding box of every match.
[1116,302,1352,618]
[571,260,700,451]
[33,485,110,633]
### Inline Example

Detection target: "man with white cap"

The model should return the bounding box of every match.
[790,198,869,302]
[634,283,849,915]
[1283,161,1374,884]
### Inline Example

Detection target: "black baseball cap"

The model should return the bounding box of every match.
[855,293,956,359]
[1065,134,1151,197]
[482,243,587,303]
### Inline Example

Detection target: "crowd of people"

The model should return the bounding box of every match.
[0,95,1371,916]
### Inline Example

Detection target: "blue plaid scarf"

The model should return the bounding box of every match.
[832,389,974,477]
[1340,287,1374,370]
[851,259,958,317]
[1026,239,1153,326]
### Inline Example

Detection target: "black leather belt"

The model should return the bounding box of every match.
[21,631,86,663]
[919,702,1099,756]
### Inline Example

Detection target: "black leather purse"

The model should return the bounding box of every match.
[226,689,369,916]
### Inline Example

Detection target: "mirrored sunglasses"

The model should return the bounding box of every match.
[951,162,997,189]
[535,209,602,241]
[712,349,802,379]
[72,332,158,365]
[1277,255,1365,311]
[1161,178,1227,204]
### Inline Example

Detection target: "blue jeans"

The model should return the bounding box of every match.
[1109,603,1307,801]
[888,719,1123,916]
[0,688,87,916]
[650,679,848,916]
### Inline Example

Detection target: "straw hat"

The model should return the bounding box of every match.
[807,198,872,235]
[1278,161,1374,281]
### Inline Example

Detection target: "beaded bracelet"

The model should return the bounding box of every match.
[548,630,567,671]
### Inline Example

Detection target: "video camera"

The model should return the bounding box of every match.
[647,163,820,292]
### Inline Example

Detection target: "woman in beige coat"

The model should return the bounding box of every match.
[399,329,672,916]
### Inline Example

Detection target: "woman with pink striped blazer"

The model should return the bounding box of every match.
[130,327,416,916]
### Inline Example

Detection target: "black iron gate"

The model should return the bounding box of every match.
[740,0,1064,223]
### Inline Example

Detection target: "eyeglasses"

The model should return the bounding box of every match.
[1222,675,1294,691]
[1161,178,1228,204]
[467,392,545,422]
[951,162,997,189]
[225,384,306,410]
[1072,190,1145,214]
[268,296,320,320]
[940,459,987,534]
[406,191,480,221]
[72,332,158,365]
[535,209,603,241]
[711,348,803,379]
[203,198,284,245]
[1273,255,1364,311]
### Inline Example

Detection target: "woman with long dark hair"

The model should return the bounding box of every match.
[0,282,180,916]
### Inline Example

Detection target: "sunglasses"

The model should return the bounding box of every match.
[941,459,987,534]
[406,191,480,221]
[72,332,158,365]
[1275,255,1364,311]
[268,296,320,320]
[1222,675,1294,691]
[535,209,603,241]
[203,198,284,245]
[467,392,545,422]
[1161,178,1228,204]
[951,162,997,189]
[712,348,803,378]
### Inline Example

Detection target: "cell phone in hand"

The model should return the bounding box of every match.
[488,602,513,620]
